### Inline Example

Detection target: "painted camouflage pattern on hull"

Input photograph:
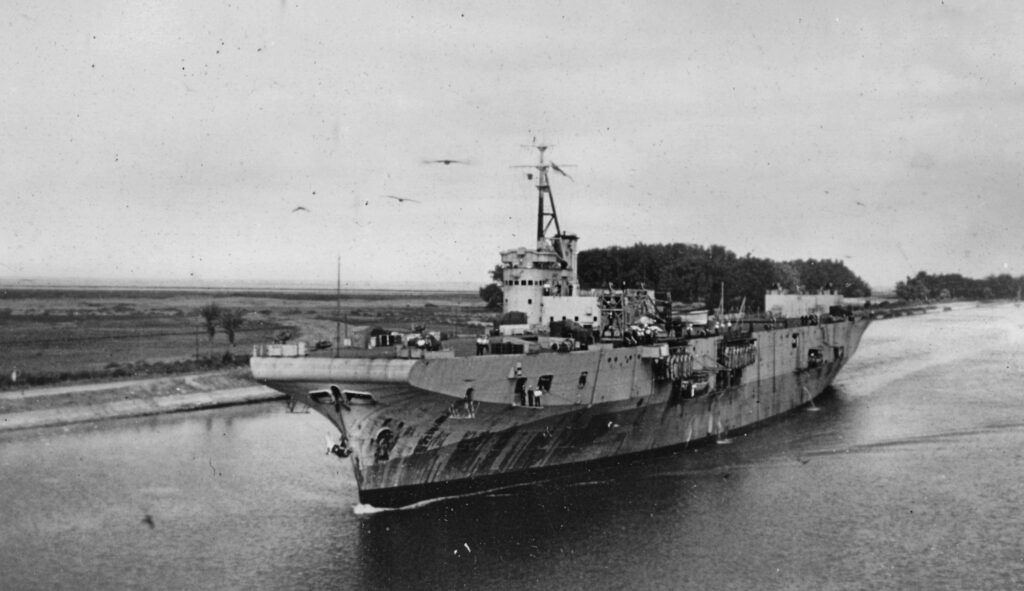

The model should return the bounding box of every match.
[254,317,869,507]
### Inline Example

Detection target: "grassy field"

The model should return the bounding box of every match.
[0,287,490,389]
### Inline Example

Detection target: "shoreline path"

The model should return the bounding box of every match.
[0,370,282,432]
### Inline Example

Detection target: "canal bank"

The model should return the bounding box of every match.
[0,370,282,432]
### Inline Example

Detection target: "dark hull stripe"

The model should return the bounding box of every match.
[357,393,824,508]
[260,319,870,508]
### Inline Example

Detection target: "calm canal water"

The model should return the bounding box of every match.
[2,304,1023,590]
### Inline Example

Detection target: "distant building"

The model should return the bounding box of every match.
[765,287,842,317]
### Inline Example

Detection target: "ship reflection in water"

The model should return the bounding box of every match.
[2,304,1022,590]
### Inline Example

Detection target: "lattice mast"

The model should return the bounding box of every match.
[516,144,572,244]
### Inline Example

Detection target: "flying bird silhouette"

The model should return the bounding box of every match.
[423,159,469,166]
[384,195,421,204]
[292,206,310,213]
[142,514,155,529]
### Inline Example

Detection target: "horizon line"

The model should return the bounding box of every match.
[0,276,482,292]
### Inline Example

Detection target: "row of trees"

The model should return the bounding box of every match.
[198,302,246,348]
[895,271,1023,302]
[577,243,871,310]
[478,242,871,312]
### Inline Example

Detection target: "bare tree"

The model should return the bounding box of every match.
[199,302,222,342]
[219,308,245,348]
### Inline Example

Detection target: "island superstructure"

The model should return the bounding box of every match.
[251,145,871,508]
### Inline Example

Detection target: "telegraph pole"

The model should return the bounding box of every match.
[335,254,341,357]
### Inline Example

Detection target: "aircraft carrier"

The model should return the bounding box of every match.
[251,146,871,507]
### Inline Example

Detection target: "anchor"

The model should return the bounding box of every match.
[324,433,351,458]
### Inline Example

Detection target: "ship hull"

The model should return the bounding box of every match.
[254,318,869,507]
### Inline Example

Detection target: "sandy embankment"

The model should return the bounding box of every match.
[0,370,283,432]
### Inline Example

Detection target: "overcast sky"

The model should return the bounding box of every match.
[3,1,1022,291]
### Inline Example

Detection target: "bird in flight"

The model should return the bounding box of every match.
[292,206,310,213]
[384,195,421,204]
[423,159,470,166]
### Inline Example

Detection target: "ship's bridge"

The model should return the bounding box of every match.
[500,234,600,332]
